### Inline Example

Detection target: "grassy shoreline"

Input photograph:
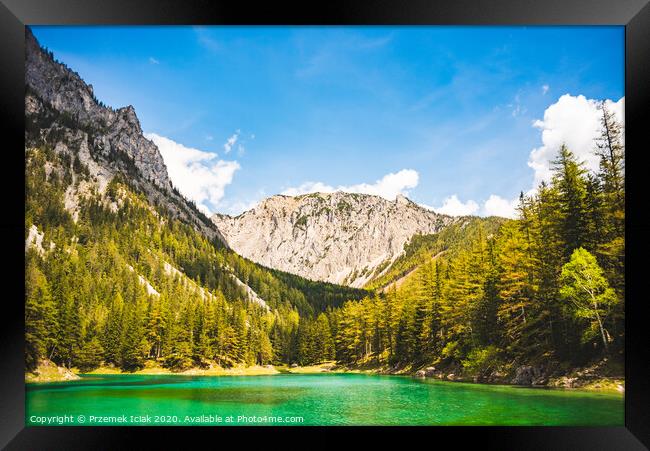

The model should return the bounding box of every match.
[25,359,624,394]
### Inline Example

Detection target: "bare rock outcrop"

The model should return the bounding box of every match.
[212,192,459,287]
[25,27,225,243]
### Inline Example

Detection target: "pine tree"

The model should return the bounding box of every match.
[551,144,589,255]
[531,181,569,358]
[593,101,625,300]
[314,313,335,362]
[583,173,606,253]
[595,101,625,217]
[496,220,536,357]
[295,319,314,365]
[103,292,125,366]
[74,337,104,372]
[145,298,166,360]
[25,255,57,371]
[119,287,148,372]
[471,237,500,347]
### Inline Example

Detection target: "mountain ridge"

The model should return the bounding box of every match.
[24,26,367,319]
[212,190,462,287]
[25,27,226,243]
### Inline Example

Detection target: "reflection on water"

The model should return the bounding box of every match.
[26,373,623,426]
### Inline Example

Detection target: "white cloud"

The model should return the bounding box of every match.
[528,94,624,187]
[145,133,240,215]
[542,84,549,95]
[282,172,518,219]
[217,188,269,216]
[282,182,337,197]
[429,195,479,216]
[148,57,160,65]
[223,199,260,216]
[223,130,240,154]
[482,194,518,218]
[281,169,419,201]
[420,194,518,219]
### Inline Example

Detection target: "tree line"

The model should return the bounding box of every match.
[327,102,624,376]
[25,102,623,376]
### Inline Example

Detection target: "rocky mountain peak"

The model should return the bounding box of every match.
[25,27,226,243]
[117,105,141,130]
[212,191,459,287]
[395,193,414,206]
[25,27,172,191]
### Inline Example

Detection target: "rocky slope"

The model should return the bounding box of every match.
[212,192,459,287]
[25,27,223,242]
[24,27,280,308]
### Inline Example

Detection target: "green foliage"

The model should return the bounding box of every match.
[25,253,57,371]
[24,96,624,376]
[461,345,501,377]
[74,338,104,373]
[560,248,618,352]
[332,114,624,372]
[364,217,505,291]
[294,313,335,365]
[294,215,308,228]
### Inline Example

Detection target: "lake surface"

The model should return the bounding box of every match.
[26,373,623,426]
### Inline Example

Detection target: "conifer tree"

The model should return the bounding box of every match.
[551,144,589,255]
[25,255,57,371]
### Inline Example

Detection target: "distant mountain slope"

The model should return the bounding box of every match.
[212,192,460,287]
[364,216,508,292]
[24,27,364,322]
[25,27,222,242]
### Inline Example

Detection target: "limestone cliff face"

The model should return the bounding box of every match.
[212,192,458,287]
[25,27,224,242]
[25,28,171,190]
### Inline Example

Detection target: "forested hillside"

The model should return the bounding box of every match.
[363,216,506,292]
[329,107,624,380]
[25,27,624,383]
[24,28,366,374]
[25,146,366,372]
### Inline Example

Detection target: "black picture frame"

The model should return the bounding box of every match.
[1,0,648,448]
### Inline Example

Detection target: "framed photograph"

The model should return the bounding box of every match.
[1,0,649,448]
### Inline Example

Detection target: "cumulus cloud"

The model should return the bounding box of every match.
[482,194,518,218]
[223,130,240,154]
[420,194,518,219]
[282,171,518,219]
[282,182,338,197]
[528,94,624,187]
[427,195,480,216]
[281,169,419,201]
[450,94,625,220]
[145,133,240,214]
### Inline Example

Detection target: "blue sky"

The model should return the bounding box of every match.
[31,26,624,217]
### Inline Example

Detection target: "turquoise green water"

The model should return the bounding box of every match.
[26,373,623,426]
